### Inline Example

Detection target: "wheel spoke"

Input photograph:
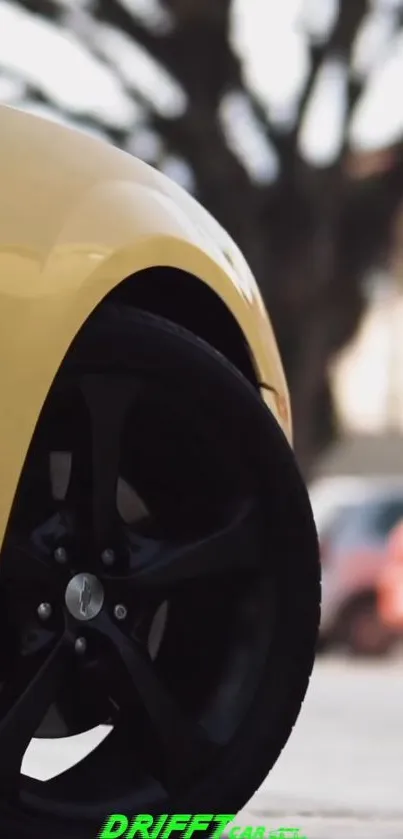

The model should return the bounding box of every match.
[0,536,56,590]
[92,611,217,791]
[0,628,73,793]
[68,375,137,551]
[123,499,264,589]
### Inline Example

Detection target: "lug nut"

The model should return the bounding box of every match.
[75,637,87,655]
[114,603,127,621]
[37,602,52,621]
[101,548,115,566]
[54,546,67,564]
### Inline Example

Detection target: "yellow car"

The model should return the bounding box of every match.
[0,104,320,838]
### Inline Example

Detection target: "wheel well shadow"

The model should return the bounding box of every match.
[103,266,259,386]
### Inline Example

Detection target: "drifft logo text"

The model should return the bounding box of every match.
[98,814,307,839]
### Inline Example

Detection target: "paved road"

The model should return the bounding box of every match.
[239,655,403,839]
[22,655,403,839]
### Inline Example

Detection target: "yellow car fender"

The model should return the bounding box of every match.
[0,104,291,546]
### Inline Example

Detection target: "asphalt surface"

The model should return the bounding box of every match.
[22,655,403,839]
[239,655,403,839]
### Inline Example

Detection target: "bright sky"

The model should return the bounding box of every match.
[0,0,403,182]
[231,0,403,164]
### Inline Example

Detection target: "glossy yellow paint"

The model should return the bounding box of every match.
[0,104,291,548]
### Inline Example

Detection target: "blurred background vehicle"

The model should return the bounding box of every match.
[314,478,403,655]
[309,474,377,534]
[377,516,403,636]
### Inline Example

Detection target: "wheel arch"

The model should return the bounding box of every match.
[103,266,260,387]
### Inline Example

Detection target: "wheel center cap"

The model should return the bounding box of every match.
[65,573,104,621]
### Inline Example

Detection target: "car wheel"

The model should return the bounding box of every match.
[0,305,320,838]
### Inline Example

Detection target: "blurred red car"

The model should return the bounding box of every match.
[318,485,403,655]
[378,519,403,632]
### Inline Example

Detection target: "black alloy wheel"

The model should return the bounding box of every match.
[0,305,320,839]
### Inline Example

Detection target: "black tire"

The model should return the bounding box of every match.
[0,304,320,838]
